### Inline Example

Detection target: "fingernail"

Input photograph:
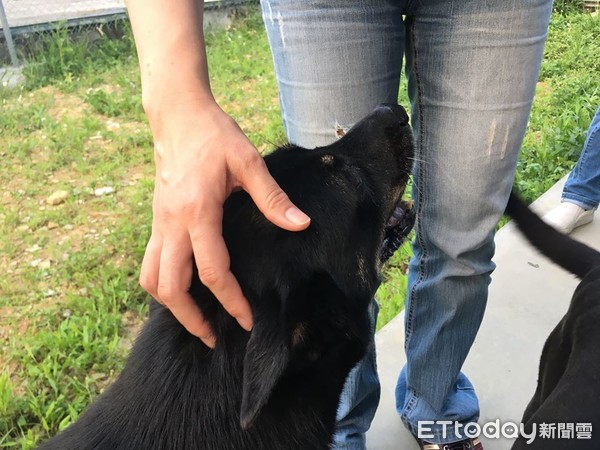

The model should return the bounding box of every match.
[239,317,253,332]
[285,207,311,226]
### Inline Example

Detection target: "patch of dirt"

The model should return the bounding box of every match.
[536,81,553,98]
[216,77,280,135]
[39,85,92,122]
[119,310,145,353]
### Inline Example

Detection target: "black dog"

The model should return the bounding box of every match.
[506,193,600,450]
[39,104,415,450]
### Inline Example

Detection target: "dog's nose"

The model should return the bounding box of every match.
[378,103,409,125]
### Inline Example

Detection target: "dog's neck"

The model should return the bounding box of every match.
[118,302,349,449]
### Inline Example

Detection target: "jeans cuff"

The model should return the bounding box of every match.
[561,195,598,211]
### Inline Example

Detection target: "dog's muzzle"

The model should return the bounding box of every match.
[381,200,415,263]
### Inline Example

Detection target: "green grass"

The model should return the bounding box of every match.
[0,7,598,447]
[515,12,600,201]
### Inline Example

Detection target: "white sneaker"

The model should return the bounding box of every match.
[542,202,597,234]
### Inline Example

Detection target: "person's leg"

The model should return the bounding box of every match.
[259,0,405,149]
[562,106,600,209]
[259,1,406,448]
[335,300,381,449]
[396,0,553,444]
[543,106,599,233]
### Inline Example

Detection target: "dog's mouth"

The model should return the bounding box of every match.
[381,199,415,263]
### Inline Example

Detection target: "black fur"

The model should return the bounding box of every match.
[39,104,415,450]
[507,193,600,450]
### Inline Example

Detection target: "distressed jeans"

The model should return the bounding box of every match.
[562,106,600,210]
[260,0,553,447]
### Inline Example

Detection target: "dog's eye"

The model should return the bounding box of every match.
[320,154,335,167]
[291,323,307,347]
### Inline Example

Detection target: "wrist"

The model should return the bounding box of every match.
[143,83,219,138]
[142,71,215,116]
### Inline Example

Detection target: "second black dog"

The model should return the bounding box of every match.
[507,193,600,450]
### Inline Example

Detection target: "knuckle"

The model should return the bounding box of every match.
[156,283,176,304]
[235,152,265,182]
[225,305,243,319]
[139,272,157,294]
[241,150,263,169]
[180,196,200,217]
[156,202,176,221]
[180,189,215,220]
[156,199,198,225]
[194,324,213,341]
[198,266,222,288]
[264,188,290,211]
[156,187,204,221]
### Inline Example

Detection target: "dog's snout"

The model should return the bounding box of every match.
[378,103,409,125]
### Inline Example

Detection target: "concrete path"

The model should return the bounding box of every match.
[366,176,600,449]
[0,64,23,87]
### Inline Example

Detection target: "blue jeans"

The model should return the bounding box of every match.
[562,106,600,210]
[260,1,552,447]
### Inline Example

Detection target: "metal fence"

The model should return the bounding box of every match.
[0,0,126,66]
[0,0,236,68]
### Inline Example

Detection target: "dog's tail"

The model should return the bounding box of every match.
[506,192,600,279]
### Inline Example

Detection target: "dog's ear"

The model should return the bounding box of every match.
[240,312,289,429]
[238,276,322,429]
[239,271,362,429]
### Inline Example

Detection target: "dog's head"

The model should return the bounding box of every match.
[192,104,415,428]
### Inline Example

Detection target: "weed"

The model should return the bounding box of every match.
[19,20,136,90]
[84,88,143,118]
[377,239,412,331]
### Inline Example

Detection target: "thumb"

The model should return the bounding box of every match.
[239,153,310,231]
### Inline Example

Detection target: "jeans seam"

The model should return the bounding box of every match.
[405,16,427,355]
[401,389,418,435]
[572,139,587,181]
[577,127,598,176]
[570,116,598,181]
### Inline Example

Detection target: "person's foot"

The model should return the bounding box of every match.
[542,202,596,234]
[418,437,482,450]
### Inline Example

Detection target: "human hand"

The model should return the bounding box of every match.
[140,99,311,347]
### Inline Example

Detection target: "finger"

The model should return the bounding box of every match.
[140,180,164,299]
[140,233,163,300]
[236,151,311,231]
[189,200,253,332]
[157,232,216,347]
[171,292,215,348]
